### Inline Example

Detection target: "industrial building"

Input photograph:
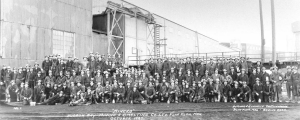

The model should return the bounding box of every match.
[0,0,236,68]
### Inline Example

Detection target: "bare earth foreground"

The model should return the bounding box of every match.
[0,101,300,120]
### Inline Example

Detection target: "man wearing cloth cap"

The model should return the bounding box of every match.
[34,80,45,103]
[215,59,224,75]
[1,65,6,82]
[223,58,232,74]
[149,58,157,76]
[162,57,170,75]
[3,66,13,88]
[249,68,259,92]
[261,67,270,85]
[291,66,300,103]
[285,66,293,102]
[143,59,151,77]
[270,66,283,102]
[20,82,32,105]
[66,57,74,74]
[156,58,163,76]
[169,58,177,72]
[193,58,201,74]
[185,57,194,75]
[72,58,81,75]
[240,57,248,74]
[15,68,25,87]
[33,63,41,75]
[42,56,52,76]
[237,68,249,87]
[206,58,215,76]
[252,78,263,103]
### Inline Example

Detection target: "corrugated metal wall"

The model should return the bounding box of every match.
[0,0,93,68]
[91,0,237,66]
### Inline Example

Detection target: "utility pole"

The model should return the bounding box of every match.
[271,0,276,66]
[259,0,265,63]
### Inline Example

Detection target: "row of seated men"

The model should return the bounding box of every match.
[2,73,295,106]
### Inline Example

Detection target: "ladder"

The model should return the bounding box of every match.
[154,24,162,58]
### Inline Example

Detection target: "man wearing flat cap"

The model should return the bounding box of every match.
[206,58,215,76]
[291,66,300,102]
[285,66,293,101]
[42,56,52,76]
[270,66,283,102]
[237,68,249,87]
[4,66,13,88]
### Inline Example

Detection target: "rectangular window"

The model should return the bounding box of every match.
[52,30,75,58]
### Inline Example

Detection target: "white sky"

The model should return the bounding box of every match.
[125,0,300,52]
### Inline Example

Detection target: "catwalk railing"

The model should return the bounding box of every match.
[127,52,300,66]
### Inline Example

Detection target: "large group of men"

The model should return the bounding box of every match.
[0,52,300,106]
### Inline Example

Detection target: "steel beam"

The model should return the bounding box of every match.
[259,0,265,63]
[271,0,276,66]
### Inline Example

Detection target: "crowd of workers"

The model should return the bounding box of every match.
[0,52,300,106]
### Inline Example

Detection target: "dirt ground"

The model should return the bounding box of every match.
[0,101,300,120]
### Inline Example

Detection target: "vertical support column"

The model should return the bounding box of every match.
[259,0,265,63]
[107,10,111,55]
[135,12,138,66]
[271,0,276,66]
[205,53,208,64]
[122,13,126,65]
[164,20,166,57]
[196,31,199,55]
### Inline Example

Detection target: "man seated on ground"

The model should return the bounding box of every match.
[116,82,125,103]
[190,82,197,102]
[124,81,133,104]
[0,81,6,100]
[131,86,143,104]
[240,81,251,102]
[182,82,192,102]
[111,82,118,103]
[153,80,161,102]
[137,81,146,100]
[95,82,104,103]
[145,82,156,104]
[6,80,19,102]
[104,81,112,103]
[69,82,77,101]
[168,81,179,103]
[34,80,45,103]
[213,79,222,102]
[222,80,231,103]
[39,91,64,105]
[231,82,243,103]
[75,82,85,94]
[83,87,94,105]
[20,82,32,105]
[160,77,169,102]
[263,80,274,103]
[252,78,263,103]
[50,84,60,97]
[43,83,52,101]
[194,81,205,103]
[69,91,85,106]
[60,83,71,104]
[204,80,214,102]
